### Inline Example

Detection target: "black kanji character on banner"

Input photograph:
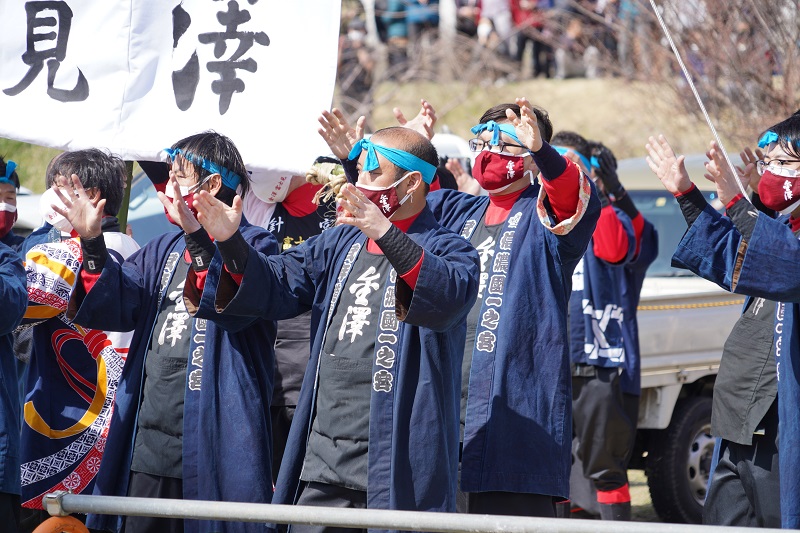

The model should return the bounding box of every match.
[4,1,89,102]
[172,0,269,115]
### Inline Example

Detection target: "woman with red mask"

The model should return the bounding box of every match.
[647,110,800,528]
[425,98,601,517]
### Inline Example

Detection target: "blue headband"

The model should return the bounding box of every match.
[347,139,437,184]
[758,131,779,149]
[163,148,242,190]
[590,155,600,170]
[470,121,526,149]
[0,160,17,186]
[554,146,592,173]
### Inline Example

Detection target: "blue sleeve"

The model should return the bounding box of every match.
[190,226,282,332]
[401,230,480,332]
[213,235,321,321]
[0,243,27,335]
[68,245,152,332]
[734,214,800,302]
[671,204,742,291]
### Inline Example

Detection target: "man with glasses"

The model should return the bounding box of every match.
[425,99,601,517]
[646,132,783,527]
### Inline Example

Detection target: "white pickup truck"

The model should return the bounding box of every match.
[621,155,741,523]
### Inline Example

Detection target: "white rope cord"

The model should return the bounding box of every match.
[649,0,751,201]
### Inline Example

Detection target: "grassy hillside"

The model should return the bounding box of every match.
[1,77,729,192]
[0,138,62,193]
[370,78,725,160]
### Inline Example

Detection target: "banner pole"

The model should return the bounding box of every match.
[118,161,134,231]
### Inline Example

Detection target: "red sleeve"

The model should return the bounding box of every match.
[725,193,744,211]
[540,159,580,222]
[398,252,424,290]
[631,213,645,257]
[154,181,167,194]
[80,270,102,293]
[190,269,208,291]
[282,183,323,218]
[224,265,244,286]
[592,205,630,264]
[673,183,697,198]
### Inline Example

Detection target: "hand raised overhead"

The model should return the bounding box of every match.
[394,99,437,140]
[192,191,243,242]
[51,174,105,239]
[505,97,542,152]
[645,135,692,195]
[318,108,366,160]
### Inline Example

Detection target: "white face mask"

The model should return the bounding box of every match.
[40,187,74,233]
[164,183,192,200]
[0,202,17,213]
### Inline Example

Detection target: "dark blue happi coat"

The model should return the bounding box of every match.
[571,209,658,395]
[426,183,600,498]
[672,202,800,528]
[68,220,279,533]
[0,242,28,495]
[212,206,479,521]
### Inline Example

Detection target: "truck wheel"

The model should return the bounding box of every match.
[647,396,714,523]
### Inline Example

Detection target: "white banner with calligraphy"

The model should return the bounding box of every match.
[0,0,341,203]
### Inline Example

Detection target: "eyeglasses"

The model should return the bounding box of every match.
[756,158,800,177]
[468,138,526,153]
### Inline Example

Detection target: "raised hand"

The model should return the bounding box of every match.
[738,146,764,191]
[393,99,437,140]
[446,159,482,195]
[51,174,105,239]
[157,176,202,234]
[318,108,366,160]
[645,135,692,195]
[192,191,243,242]
[704,141,743,206]
[505,97,542,152]
[595,147,622,194]
[336,183,392,241]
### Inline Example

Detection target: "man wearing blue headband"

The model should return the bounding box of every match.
[420,98,601,518]
[192,126,480,528]
[56,132,280,533]
[552,132,658,521]
[646,115,800,527]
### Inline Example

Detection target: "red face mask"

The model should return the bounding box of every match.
[472,151,528,193]
[163,184,200,226]
[355,172,412,220]
[758,170,800,215]
[0,203,17,238]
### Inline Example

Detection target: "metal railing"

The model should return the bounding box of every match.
[44,492,785,533]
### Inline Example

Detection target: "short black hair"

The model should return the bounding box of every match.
[478,103,554,143]
[551,131,591,161]
[371,127,438,193]
[45,149,126,216]
[0,157,20,189]
[763,109,800,160]
[171,131,250,206]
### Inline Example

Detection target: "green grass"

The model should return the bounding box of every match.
[370,78,735,160]
[0,138,61,193]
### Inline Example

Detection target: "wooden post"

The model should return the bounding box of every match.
[117,161,134,230]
